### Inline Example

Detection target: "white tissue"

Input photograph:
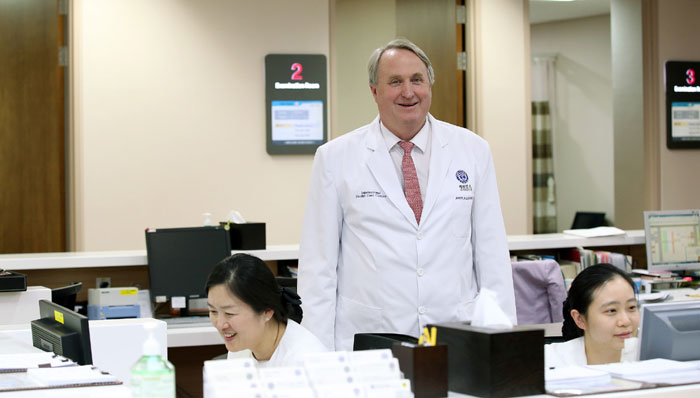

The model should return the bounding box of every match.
[227,210,247,224]
[470,288,513,330]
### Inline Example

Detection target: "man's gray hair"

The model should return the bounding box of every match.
[368,38,435,87]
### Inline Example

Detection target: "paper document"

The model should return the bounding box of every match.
[563,227,626,238]
[0,365,120,392]
[0,352,75,372]
[545,365,645,396]
[588,358,699,380]
[27,365,119,386]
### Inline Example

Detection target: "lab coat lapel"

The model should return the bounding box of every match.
[422,115,452,223]
[365,119,419,228]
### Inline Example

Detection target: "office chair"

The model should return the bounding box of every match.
[276,276,297,293]
[511,260,566,325]
[571,211,606,229]
[51,282,83,311]
[353,333,418,351]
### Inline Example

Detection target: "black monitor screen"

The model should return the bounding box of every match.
[31,299,92,365]
[145,226,232,303]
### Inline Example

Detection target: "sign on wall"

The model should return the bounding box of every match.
[665,61,700,149]
[265,54,328,155]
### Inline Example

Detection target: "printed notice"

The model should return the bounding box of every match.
[271,100,324,145]
[671,102,700,139]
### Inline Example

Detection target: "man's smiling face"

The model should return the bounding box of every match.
[371,48,432,141]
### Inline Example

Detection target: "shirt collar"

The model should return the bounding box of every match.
[380,117,430,153]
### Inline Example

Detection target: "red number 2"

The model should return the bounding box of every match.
[291,63,303,81]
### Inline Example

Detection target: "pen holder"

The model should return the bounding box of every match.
[391,342,448,398]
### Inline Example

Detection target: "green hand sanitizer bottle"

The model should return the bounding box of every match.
[131,323,175,398]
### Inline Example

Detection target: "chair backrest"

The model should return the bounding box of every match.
[353,333,418,351]
[276,276,297,292]
[511,260,566,325]
[51,282,83,311]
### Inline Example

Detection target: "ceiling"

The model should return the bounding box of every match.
[530,0,611,25]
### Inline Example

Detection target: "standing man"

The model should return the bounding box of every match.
[299,38,516,351]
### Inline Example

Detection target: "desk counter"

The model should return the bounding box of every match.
[0,231,645,271]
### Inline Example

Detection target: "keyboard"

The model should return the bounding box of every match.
[162,316,211,328]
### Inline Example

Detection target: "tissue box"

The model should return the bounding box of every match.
[430,322,544,397]
[391,343,448,398]
[221,222,266,250]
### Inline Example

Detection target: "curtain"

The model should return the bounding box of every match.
[531,56,557,233]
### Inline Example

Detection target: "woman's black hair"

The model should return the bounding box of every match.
[205,253,303,323]
[561,263,637,341]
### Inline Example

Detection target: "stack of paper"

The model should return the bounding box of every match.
[545,365,646,396]
[546,366,612,388]
[589,358,700,385]
[563,227,626,238]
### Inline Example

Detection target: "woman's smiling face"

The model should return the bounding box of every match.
[574,276,640,352]
[207,284,267,353]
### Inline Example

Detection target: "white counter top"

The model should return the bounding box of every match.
[0,244,300,271]
[508,229,645,251]
[0,231,645,271]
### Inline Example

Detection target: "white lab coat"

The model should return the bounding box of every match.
[299,114,517,351]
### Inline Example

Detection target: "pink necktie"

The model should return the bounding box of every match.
[398,141,422,224]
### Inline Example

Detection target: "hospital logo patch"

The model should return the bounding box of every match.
[456,170,469,184]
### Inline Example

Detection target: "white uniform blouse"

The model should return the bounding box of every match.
[545,337,639,369]
[226,320,329,367]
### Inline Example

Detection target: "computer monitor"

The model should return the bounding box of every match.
[31,299,93,365]
[643,209,700,272]
[145,226,232,306]
[639,300,700,361]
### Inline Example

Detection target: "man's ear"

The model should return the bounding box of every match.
[370,85,377,101]
[571,309,587,331]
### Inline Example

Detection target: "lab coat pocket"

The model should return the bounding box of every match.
[336,295,382,334]
[451,196,473,238]
[457,295,478,322]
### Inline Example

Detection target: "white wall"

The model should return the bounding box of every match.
[656,0,700,211]
[72,0,329,250]
[333,0,532,234]
[473,0,532,235]
[334,0,395,137]
[531,15,614,232]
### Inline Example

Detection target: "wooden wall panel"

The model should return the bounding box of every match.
[396,0,459,126]
[0,0,66,254]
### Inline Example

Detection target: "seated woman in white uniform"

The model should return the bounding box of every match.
[545,263,640,369]
[206,253,329,367]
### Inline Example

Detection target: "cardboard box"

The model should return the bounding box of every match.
[431,322,544,397]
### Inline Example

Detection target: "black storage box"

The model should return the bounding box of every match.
[431,322,544,397]
[221,222,266,250]
[0,270,27,292]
